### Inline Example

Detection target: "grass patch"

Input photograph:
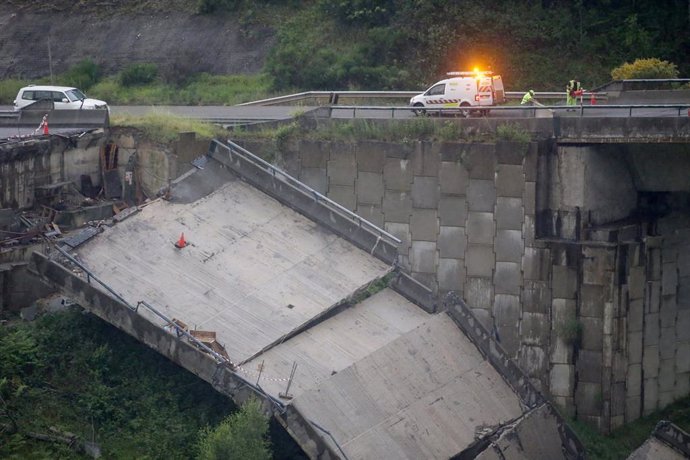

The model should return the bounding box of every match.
[571,395,690,459]
[90,73,273,106]
[496,123,531,143]
[0,73,273,106]
[230,118,497,144]
[110,113,227,144]
[0,79,26,106]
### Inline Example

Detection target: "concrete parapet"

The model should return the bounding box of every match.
[30,252,338,460]
[444,292,545,409]
[389,269,437,313]
[211,141,399,264]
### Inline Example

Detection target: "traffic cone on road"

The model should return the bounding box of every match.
[174,233,187,249]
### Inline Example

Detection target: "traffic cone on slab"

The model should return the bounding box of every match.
[43,117,49,134]
[175,232,187,249]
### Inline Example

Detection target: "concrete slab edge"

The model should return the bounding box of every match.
[209,140,399,265]
[30,251,339,460]
[390,269,437,313]
[238,268,396,366]
[653,420,690,458]
[443,291,585,459]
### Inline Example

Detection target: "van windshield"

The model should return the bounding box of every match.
[65,89,86,102]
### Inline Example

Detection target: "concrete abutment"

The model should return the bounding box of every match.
[252,136,690,433]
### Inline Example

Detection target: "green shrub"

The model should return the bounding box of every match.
[496,123,530,143]
[0,79,25,105]
[119,63,158,87]
[195,398,271,460]
[557,317,583,346]
[611,58,679,80]
[62,59,101,90]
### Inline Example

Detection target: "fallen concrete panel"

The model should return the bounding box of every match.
[628,438,688,460]
[291,313,525,459]
[243,288,431,398]
[471,404,573,460]
[628,421,690,460]
[73,165,392,364]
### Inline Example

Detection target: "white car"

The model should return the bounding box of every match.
[13,85,109,112]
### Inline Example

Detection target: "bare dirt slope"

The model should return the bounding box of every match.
[0,2,274,79]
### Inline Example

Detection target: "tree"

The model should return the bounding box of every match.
[195,398,272,460]
[611,58,679,80]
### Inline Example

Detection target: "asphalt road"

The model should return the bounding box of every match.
[1,102,688,141]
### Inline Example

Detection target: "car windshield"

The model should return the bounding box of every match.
[65,89,86,102]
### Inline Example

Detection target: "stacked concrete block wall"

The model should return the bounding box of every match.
[614,216,690,427]
[272,140,551,381]
[247,138,690,433]
[542,144,690,432]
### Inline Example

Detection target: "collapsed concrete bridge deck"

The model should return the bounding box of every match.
[32,140,583,459]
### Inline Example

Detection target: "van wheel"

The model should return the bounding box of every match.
[459,102,471,118]
[412,103,426,117]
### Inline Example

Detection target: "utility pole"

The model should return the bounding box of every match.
[47,36,53,84]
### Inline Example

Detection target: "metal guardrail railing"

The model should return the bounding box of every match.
[237,90,607,107]
[324,103,690,119]
[215,139,402,247]
[52,244,286,410]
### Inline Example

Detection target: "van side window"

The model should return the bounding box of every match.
[52,91,67,102]
[21,91,35,101]
[35,91,52,101]
[426,84,445,96]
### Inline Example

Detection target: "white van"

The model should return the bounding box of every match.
[409,71,505,117]
[13,85,109,112]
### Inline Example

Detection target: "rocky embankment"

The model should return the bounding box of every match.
[0,3,274,80]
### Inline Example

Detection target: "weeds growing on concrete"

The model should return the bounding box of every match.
[110,113,227,144]
[496,123,531,143]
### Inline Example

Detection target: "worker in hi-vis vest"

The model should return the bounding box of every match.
[566,79,581,106]
[521,89,535,105]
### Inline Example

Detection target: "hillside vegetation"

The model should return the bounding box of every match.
[1,0,688,104]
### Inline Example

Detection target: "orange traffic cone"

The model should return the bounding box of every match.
[590,93,596,105]
[43,117,49,135]
[175,233,187,248]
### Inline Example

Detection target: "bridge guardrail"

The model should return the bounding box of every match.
[323,103,690,119]
[238,90,607,106]
[52,244,287,410]
[214,139,402,248]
